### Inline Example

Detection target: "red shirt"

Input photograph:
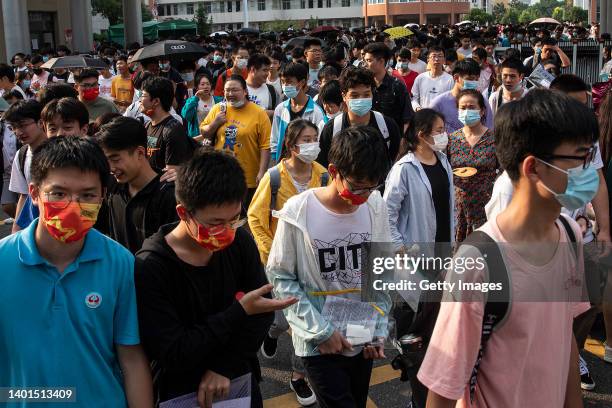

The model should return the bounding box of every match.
[392,69,418,96]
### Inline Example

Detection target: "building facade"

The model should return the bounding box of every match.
[364,0,471,26]
[151,0,364,32]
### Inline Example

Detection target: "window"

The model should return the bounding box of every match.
[166,4,172,15]
[318,0,323,7]
[157,5,165,16]
[308,0,313,7]
[204,2,212,13]
[237,23,242,29]
[219,1,225,12]
[186,3,194,14]
[228,1,232,12]
[236,1,240,11]
[173,4,178,14]
[326,0,331,6]
[282,0,291,9]
[301,0,306,7]
[258,0,266,10]
[342,0,350,5]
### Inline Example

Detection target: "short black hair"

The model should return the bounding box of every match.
[76,69,100,83]
[339,67,375,93]
[31,55,44,65]
[292,47,304,59]
[247,53,271,70]
[318,65,339,81]
[363,42,391,61]
[0,63,15,82]
[133,70,154,91]
[500,58,524,74]
[37,83,79,106]
[328,125,389,183]
[226,74,248,90]
[427,46,445,56]
[531,37,543,46]
[452,59,480,77]
[319,80,342,106]
[303,38,322,51]
[398,48,411,59]
[269,50,285,63]
[400,109,445,157]
[457,89,486,113]
[495,89,599,181]
[407,40,422,49]
[142,76,174,112]
[550,74,589,94]
[2,99,43,123]
[176,148,246,211]
[97,116,147,151]
[280,62,308,82]
[504,48,522,60]
[472,47,488,60]
[41,97,89,127]
[30,135,110,188]
[542,37,557,46]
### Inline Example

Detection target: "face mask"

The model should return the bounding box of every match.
[296,142,321,163]
[213,55,223,63]
[181,72,194,82]
[188,218,236,252]
[159,62,170,71]
[462,80,479,90]
[537,159,599,210]
[22,80,31,89]
[348,98,372,117]
[42,56,49,62]
[283,84,299,99]
[327,111,341,119]
[339,184,368,206]
[82,87,99,101]
[228,99,245,108]
[503,81,522,93]
[458,109,481,126]
[33,68,43,75]
[398,62,409,70]
[235,59,248,69]
[287,55,293,62]
[535,47,542,55]
[40,201,100,243]
[426,132,448,152]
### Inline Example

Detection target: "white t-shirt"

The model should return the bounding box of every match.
[247,83,271,110]
[305,189,372,356]
[267,77,282,103]
[408,59,427,74]
[308,67,321,91]
[197,96,215,125]
[98,75,113,100]
[2,123,16,174]
[9,146,32,194]
[0,85,27,99]
[488,87,529,116]
[456,47,473,58]
[411,71,455,110]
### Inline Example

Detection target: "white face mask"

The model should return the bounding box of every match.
[235,58,248,69]
[296,142,321,163]
[327,111,341,119]
[228,99,245,108]
[426,132,448,152]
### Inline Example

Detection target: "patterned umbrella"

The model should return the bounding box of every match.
[383,26,413,40]
[40,56,108,70]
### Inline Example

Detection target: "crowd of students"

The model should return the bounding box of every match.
[0,21,612,408]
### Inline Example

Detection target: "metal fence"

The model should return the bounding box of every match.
[506,40,612,86]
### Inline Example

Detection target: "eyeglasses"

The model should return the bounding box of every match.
[79,82,98,89]
[340,173,382,195]
[191,213,247,235]
[43,191,103,210]
[306,49,322,54]
[539,145,596,170]
[7,120,36,132]
[428,54,444,60]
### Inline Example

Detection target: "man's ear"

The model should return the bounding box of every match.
[176,204,189,221]
[29,183,40,208]
[522,155,540,182]
[80,123,89,136]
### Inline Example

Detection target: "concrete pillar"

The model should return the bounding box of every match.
[123,0,143,47]
[243,0,249,28]
[607,0,612,35]
[419,0,425,25]
[384,0,390,25]
[70,0,93,53]
[2,0,31,61]
[450,0,455,25]
[601,0,608,35]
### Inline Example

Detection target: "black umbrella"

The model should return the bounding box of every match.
[236,27,260,36]
[131,40,207,62]
[40,55,109,70]
[283,36,327,49]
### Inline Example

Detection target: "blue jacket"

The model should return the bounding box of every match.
[181,95,223,137]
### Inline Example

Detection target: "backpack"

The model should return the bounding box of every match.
[332,111,390,149]
[17,145,28,177]
[265,84,277,110]
[268,164,328,227]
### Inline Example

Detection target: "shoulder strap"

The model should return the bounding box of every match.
[18,145,28,176]
[332,113,343,137]
[320,171,329,187]
[497,87,504,110]
[373,111,390,148]
[268,165,281,228]
[461,230,511,403]
[266,83,277,109]
[558,214,578,257]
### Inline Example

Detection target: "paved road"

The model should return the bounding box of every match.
[1,212,610,407]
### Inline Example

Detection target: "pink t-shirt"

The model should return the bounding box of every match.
[417,216,589,408]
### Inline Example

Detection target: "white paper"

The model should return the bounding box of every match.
[160,373,251,408]
[346,324,372,345]
[321,296,378,345]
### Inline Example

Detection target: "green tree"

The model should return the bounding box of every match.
[466,8,495,25]
[552,6,564,21]
[519,9,536,24]
[501,8,520,24]
[565,6,588,23]
[493,3,506,21]
[194,3,212,36]
[92,0,123,25]
[509,0,528,13]
[141,4,153,22]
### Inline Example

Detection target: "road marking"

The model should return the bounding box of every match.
[263,364,398,407]
[585,337,604,359]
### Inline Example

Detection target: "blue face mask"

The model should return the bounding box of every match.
[537,158,599,210]
[462,79,479,90]
[348,98,372,117]
[213,55,223,63]
[283,85,299,99]
[287,55,293,62]
[42,56,49,62]
[458,109,481,126]
[159,62,170,71]
[21,80,31,89]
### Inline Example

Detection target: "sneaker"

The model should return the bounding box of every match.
[260,334,278,359]
[290,377,317,406]
[605,342,612,364]
[579,355,596,391]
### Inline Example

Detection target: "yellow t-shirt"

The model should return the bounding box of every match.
[202,102,271,188]
[111,75,134,104]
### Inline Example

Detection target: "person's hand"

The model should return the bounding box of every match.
[196,90,209,100]
[577,218,588,236]
[197,370,230,408]
[256,170,265,185]
[32,81,40,90]
[239,283,297,315]
[160,167,177,183]
[317,330,353,355]
[213,110,227,126]
[363,338,386,360]
[597,229,612,257]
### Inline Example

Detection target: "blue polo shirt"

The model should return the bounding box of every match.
[0,219,140,408]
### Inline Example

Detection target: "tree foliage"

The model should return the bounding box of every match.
[194,3,213,36]
[492,3,506,21]
[466,8,495,25]
[92,0,153,25]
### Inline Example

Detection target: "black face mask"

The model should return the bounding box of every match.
[33,68,43,75]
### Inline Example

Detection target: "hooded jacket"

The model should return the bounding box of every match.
[135,223,273,401]
[266,189,393,357]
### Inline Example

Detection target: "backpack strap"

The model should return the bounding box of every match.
[332,113,343,137]
[266,83,277,109]
[461,230,511,403]
[18,145,28,177]
[320,171,329,187]
[268,165,281,228]
[497,87,504,110]
[373,111,390,148]
[558,214,578,257]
